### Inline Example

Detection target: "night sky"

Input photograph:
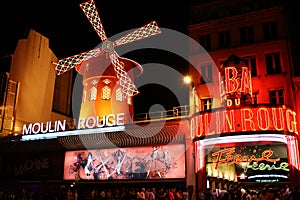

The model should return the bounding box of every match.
[0,0,189,58]
[2,1,298,115]
[0,0,190,115]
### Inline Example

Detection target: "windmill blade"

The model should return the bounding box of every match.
[109,51,139,98]
[52,48,102,75]
[113,21,161,47]
[80,0,108,42]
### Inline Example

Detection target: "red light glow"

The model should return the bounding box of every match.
[190,105,298,139]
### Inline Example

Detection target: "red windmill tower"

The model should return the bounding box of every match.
[52,0,161,127]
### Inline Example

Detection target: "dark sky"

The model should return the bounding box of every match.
[2,1,298,116]
[0,0,191,115]
[0,0,189,58]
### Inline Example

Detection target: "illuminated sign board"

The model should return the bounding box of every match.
[224,66,252,95]
[77,113,125,129]
[190,105,298,139]
[205,144,289,183]
[63,144,186,180]
[220,54,253,107]
[21,113,125,140]
[22,120,67,135]
[212,147,288,172]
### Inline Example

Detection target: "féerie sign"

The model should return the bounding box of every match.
[212,147,289,172]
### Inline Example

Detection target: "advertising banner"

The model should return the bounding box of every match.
[64,144,186,180]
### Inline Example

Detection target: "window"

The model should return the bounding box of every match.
[219,10,230,18]
[127,97,132,105]
[240,26,254,44]
[200,64,213,84]
[252,91,258,104]
[263,22,278,40]
[201,98,212,111]
[199,34,211,51]
[89,86,97,101]
[101,86,111,100]
[218,31,231,48]
[239,5,252,13]
[52,70,73,115]
[269,89,284,104]
[116,87,123,102]
[242,56,257,77]
[265,52,282,74]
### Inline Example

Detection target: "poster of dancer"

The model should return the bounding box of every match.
[63,144,185,180]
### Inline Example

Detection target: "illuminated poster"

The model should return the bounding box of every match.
[64,144,185,180]
[206,144,289,183]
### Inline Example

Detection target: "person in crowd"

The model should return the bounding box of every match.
[198,188,205,200]
[288,186,300,200]
[158,188,166,200]
[137,188,146,200]
[148,188,156,200]
[204,188,213,200]
[243,189,252,200]
[212,189,218,200]
[175,188,183,200]
[99,189,106,200]
[257,184,280,200]
[65,188,74,200]
[120,187,128,200]
[128,187,136,200]
[250,190,257,200]
[168,188,176,200]
[74,189,79,200]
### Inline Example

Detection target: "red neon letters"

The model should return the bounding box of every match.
[225,66,252,94]
[190,106,298,138]
[211,147,280,169]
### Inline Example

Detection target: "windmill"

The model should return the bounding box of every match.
[52,0,161,99]
[51,0,161,125]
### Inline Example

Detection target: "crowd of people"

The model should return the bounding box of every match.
[0,184,192,200]
[197,183,300,200]
[0,183,299,200]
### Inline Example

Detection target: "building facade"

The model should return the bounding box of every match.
[188,0,300,193]
[0,27,194,198]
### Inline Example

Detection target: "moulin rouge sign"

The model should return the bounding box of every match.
[191,55,298,139]
[22,113,125,135]
[220,54,253,107]
[190,106,298,138]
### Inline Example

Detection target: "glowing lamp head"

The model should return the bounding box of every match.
[183,76,192,85]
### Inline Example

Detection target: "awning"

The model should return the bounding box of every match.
[58,122,186,150]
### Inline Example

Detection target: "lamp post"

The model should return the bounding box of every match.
[183,75,198,200]
[183,76,197,115]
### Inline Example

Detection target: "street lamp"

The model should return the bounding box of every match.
[183,75,197,115]
[183,76,192,85]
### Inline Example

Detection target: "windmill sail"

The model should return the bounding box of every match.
[52,0,161,98]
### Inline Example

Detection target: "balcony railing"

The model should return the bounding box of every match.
[134,105,190,122]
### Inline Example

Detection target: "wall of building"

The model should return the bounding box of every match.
[9,29,58,133]
[188,4,294,111]
[188,0,300,190]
